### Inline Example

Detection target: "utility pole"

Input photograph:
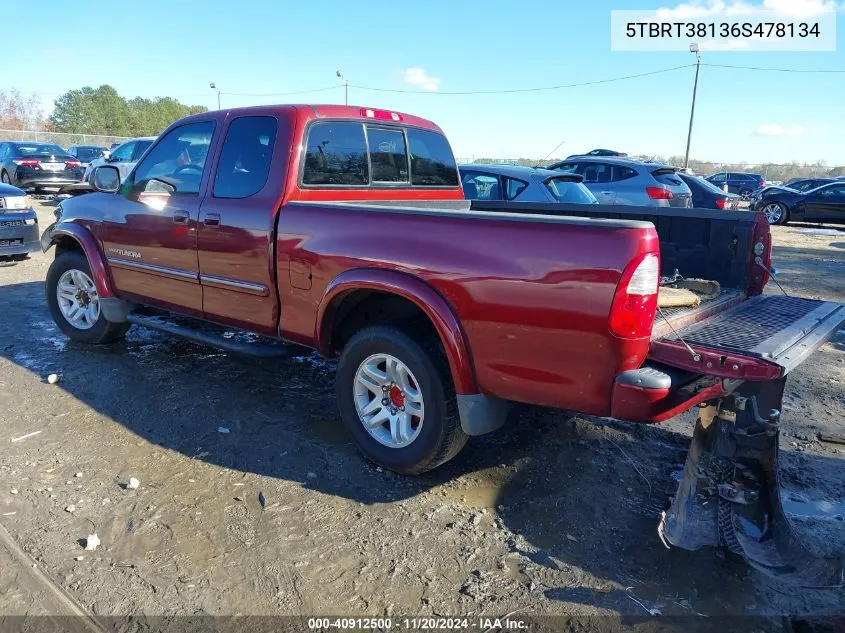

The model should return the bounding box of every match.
[683,43,701,169]
[209,82,221,110]
[336,70,348,105]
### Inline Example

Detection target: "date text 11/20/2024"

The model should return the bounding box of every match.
[307,617,528,630]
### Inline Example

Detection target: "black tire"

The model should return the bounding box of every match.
[46,251,129,344]
[336,325,468,475]
[1,171,10,185]
[739,188,752,200]
[763,202,789,225]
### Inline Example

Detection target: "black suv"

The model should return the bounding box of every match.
[705,172,765,199]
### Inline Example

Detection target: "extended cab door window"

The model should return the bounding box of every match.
[213,116,277,198]
[128,121,215,195]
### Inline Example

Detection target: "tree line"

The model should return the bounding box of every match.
[1,86,207,137]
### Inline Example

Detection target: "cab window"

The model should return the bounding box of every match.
[130,121,215,195]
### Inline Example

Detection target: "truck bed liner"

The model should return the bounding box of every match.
[653,288,745,339]
[660,295,845,373]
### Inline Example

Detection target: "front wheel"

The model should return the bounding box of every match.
[1,171,10,185]
[336,325,468,474]
[762,202,788,225]
[46,251,129,344]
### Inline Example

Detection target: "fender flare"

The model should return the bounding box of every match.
[47,223,115,299]
[316,268,478,395]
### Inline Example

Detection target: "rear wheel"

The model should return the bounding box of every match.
[1,171,10,185]
[46,251,129,344]
[739,188,753,200]
[336,325,467,474]
[762,202,787,225]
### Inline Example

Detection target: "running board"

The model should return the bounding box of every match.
[659,378,844,588]
[126,314,303,359]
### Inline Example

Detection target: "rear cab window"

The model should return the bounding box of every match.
[301,121,458,187]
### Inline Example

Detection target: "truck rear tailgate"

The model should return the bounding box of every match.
[650,295,845,378]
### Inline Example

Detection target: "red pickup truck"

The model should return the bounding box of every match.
[41,104,844,584]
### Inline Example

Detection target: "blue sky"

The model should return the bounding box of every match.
[15,0,844,164]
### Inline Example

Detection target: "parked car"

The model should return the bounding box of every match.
[677,172,746,210]
[0,142,84,193]
[547,156,692,207]
[566,149,628,158]
[0,182,38,260]
[783,177,838,192]
[66,145,108,169]
[752,180,845,225]
[40,104,845,584]
[83,137,156,183]
[704,171,765,199]
[459,164,597,203]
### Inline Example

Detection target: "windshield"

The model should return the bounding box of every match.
[545,177,598,203]
[17,144,66,157]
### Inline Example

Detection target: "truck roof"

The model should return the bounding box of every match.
[182,104,443,133]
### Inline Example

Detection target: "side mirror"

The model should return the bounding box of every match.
[92,166,121,193]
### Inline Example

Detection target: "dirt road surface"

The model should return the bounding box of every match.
[1,200,843,631]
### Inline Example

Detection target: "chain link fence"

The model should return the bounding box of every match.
[0,129,131,148]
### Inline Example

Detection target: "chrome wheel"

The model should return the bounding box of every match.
[56,269,100,330]
[353,353,424,448]
[740,189,752,200]
[763,203,784,225]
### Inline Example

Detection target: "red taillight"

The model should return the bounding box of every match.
[747,215,772,296]
[609,252,660,339]
[65,160,82,168]
[645,186,673,200]
[715,198,727,209]
[13,159,39,167]
[360,108,403,122]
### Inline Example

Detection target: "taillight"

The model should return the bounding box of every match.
[715,198,727,209]
[747,215,771,296]
[65,160,82,168]
[609,252,660,339]
[13,159,39,167]
[645,186,673,200]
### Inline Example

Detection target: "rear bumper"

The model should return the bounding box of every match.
[15,171,83,190]
[0,210,39,255]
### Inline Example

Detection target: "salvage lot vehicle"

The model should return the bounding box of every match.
[0,142,84,193]
[0,183,38,260]
[676,171,746,210]
[705,171,765,199]
[459,164,597,203]
[82,136,156,183]
[66,144,108,168]
[752,180,845,225]
[547,156,693,207]
[41,104,845,584]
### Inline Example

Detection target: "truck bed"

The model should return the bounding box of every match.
[653,288,745,339]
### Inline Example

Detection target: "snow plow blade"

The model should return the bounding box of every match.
[659,378,844,588]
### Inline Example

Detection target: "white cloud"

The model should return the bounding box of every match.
[402,68,440,92]
[752,123,807,137]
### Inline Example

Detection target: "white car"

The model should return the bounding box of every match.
[83,136,156,184]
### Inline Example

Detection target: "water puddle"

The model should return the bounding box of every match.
[782,491,845,519]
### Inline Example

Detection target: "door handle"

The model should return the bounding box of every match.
[600,191,613,195]
[203,213,221,227]
[173,211,189,223]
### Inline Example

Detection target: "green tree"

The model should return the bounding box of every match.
[50,85,207,136]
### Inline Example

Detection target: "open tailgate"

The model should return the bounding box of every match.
[649,295,845,378]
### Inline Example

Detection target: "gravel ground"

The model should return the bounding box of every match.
[0,201,843,631]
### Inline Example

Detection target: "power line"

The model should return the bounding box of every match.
[350,64,696,95]
[702,62,845,73]
[220,85,340,97]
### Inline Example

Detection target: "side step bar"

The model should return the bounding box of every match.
[126,314,303,359]
[659,378,844,587]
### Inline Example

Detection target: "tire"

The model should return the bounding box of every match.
[762,202,788,225]
[739,188,753,200]
[1,171,10,185]
[46,251,129,344]
[336,324,468,475]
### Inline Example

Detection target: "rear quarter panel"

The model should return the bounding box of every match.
[277,203,657,415]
